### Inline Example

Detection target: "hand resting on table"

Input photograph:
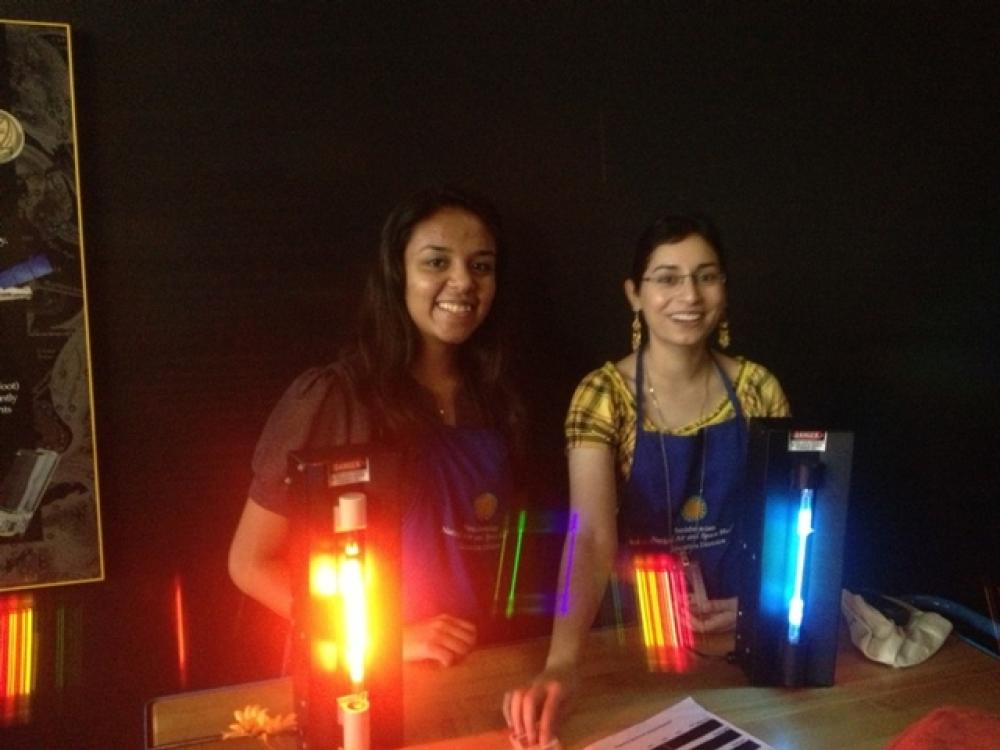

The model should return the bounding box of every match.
[687,596,738,634]
[502,664,578,749]
[403,613,477,666]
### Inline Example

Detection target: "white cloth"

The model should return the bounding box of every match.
[841,589,953,667]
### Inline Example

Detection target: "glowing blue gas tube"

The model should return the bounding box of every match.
[737,421,852,688]
[787,488,814,644]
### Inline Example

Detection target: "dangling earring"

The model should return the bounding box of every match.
[717,316,731,349]
[631,311,642,352]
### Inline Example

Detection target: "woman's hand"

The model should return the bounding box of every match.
[687,596,738,633]
[502,665,579,748]
[403,614,477,666]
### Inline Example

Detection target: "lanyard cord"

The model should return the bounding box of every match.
[655,425,675,543]
[643,355,711,547]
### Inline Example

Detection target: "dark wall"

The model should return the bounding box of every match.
[1,3,997,747]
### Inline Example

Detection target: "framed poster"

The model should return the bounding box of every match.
[0,19,103,592]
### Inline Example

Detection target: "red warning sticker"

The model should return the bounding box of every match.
[788,430,828,452]
[328,457,371,487]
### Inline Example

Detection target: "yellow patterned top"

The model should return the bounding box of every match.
[565,358,790,480]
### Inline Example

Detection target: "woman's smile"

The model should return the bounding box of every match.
[436,299,475,314]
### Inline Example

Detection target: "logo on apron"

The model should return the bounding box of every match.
[472,492,498,521]
[680,494,708,523]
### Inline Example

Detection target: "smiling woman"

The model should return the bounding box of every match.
[403,208,499,424]
[505,214,791,747]
[227,186,526,668]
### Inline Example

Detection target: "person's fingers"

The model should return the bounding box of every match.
[690,608,737,633]
[537,682,565,746]
[408,615,477,665]
[427,630,476,666]
[518,685,543,746]
[687,597,738,631]
[403,614,477,665]
[436,615,477,646]
[437,613,477,629]
[502,689,513,728]
[505,667,577,744]
[709,597,738,613]
[689,611,707,632]
[689,596,734,615]
[702,612,736,633]
[509,687,528,738]
[423,615,476,650]
[431,628,476,658]
[425,641,458,667]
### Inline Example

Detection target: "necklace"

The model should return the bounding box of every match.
[644,358,713,432]
[644,361,712,550]
[425,383,456,423]
[413,363,459,424]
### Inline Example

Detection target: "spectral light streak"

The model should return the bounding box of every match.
[1,594,36,726]
[505,510,527,618]
[173,575,188,688]
[558,511,579,616]
[632,554,693,671]
[492,512,511,616]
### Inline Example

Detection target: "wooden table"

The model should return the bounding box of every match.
[147,627,1000,749]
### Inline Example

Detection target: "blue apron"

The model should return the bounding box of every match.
[399,423,512,629]
[623,348,747,599]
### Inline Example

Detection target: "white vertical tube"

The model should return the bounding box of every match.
[335,491,367,533]
[338,693,370,750]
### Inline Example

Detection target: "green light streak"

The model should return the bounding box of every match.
[505,510,527,619]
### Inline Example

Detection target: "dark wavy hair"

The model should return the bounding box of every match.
[351,185,523,450]
[630,213,726,287]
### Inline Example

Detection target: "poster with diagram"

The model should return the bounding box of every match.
[0,19,103,592]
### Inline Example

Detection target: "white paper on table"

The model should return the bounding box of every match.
[582,697,774,750]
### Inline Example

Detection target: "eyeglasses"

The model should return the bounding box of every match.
[641,270,726,290]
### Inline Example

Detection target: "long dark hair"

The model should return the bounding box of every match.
[351,185,523,450]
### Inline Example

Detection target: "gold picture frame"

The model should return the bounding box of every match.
[0,18,104,592]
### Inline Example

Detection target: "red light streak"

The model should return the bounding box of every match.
[0,594,36,726]
[173,575,188,689]
[0,603,8,700]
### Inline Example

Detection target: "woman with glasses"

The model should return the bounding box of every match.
[505,214,789,746]
[228,185,524,668]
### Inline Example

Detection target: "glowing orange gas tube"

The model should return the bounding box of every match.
[302,491,371,750]
[290,447,403,750]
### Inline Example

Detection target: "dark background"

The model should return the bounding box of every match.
[1,2,997,748]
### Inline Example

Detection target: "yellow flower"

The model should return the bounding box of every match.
[222,704,297,746]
